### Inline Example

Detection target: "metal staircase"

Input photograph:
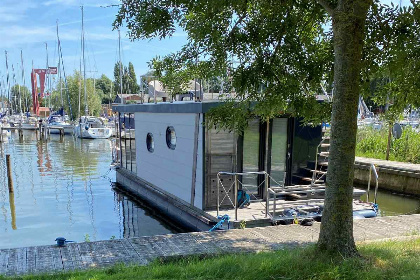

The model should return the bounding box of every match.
[311,126,330,186]
[291,125,330,186]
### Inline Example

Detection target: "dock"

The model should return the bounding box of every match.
[0,214,419,276]
[354,157,420,196]
[0,125,66,142]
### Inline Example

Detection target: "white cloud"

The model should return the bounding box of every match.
[0,0,36,23]
[43,0,120,7]
[0,24,119,49]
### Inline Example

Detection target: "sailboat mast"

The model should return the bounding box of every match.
[58,49,63,108]
[82,6,88,116]
[21,50,27,113]
[0,75,3,113]
[118,29,123,104]
[17,61,22,114]
[110,79,112,108]
[56,20,72,120]
[5,51,10,114]
[78,52,81,118]
[12,64,16,113]
[45,42,50,109]
[57,22,63,108]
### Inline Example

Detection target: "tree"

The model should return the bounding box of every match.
[10,84,32,113]
[96,74,113,104]
[128,62,139,94]
[114,62,140,95]
[114,61,124,96]
[51,71,102,120]
[114,0,418,256]
[362,3,420,160]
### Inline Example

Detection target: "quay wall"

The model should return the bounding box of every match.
[354,157,420,196]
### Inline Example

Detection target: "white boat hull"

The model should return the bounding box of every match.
[1,127,11,136]
[74,125,112,139]
[48,124,74,135]
[20,124,38,130]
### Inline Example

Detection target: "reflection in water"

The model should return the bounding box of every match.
[357,184,420,216]
[0,131,182,249]
[9,192,16,230]
[114,188,183,239]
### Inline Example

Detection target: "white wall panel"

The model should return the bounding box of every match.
[135,113,203,209]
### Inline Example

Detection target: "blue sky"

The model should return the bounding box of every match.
[0,0,411,92]
[0,0,187,90]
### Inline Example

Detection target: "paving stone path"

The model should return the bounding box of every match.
[355,157,420,173]
[0,214,419,276]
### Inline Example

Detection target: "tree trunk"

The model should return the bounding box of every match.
[386,122,392,160]
[318,0,371,257]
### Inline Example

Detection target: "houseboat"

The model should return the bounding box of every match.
[113,101,377,231]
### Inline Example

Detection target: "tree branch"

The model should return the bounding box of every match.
[316,0,335,16]
[228,13,246,38]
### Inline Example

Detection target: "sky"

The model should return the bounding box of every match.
[0,0,187,91]
[0,0,411,93]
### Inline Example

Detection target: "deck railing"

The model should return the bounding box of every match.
[216,171,287,221]
[367,164,379,204]
[216,171,269,221]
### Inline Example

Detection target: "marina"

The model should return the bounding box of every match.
[0,1,418,277]
[0,128,417,252]
[0,131,182,250]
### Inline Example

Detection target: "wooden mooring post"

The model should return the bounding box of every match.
[18,124,23,139]
[6,154,14,193]
[38,122,42,140]
[9,192,16,230]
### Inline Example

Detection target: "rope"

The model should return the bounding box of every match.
[209,214,230,232]
[57,34,73,120]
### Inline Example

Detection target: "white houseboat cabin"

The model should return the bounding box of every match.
[113,101,374,231]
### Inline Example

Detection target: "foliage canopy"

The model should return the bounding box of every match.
[114,0,334,130]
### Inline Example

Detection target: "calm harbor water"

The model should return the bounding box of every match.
[0,131,181,249]
[359,186,420,217]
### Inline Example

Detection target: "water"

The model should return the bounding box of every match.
[0,131,181,249]
[358,185,420,216]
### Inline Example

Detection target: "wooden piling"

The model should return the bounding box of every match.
[9,192,16,230]
[38,123,42,140]
[6,154,14,193]
[18,124,23,139]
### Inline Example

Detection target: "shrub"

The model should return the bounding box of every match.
[356,125,420,163]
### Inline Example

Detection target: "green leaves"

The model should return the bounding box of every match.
[362,1,420,121]
[114,0,333,130]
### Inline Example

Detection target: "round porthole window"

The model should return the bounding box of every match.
[166,126,176,150]
[146,133,154,153]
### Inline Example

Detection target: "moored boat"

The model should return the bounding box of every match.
[47,114,74,135]
[74,116,112,139]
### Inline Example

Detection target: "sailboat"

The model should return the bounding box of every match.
[47,23,74,135]
[73,6,111,139]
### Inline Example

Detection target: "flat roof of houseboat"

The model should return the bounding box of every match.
[112,101,224,114]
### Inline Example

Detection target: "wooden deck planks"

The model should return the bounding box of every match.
[0,214,418,277]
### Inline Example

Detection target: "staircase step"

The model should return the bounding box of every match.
[293,175,324,183]
[302,168,327,175]
[320,143,330,148]
[318,152,329,157]
[318,161,329,167]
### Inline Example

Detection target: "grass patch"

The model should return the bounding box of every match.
[356,126,420,163]
[3,238,419,280]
